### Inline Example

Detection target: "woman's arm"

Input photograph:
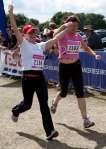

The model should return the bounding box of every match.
[53,25,66,37]
[81,40,101,60]
[45,29,67,50]
[8,5,23,45]
[45,22,72,50]
[53,22,72,37]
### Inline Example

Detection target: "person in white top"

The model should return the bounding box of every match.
[8,4,64,140]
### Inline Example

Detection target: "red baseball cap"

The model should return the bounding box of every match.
[22,24,37,34]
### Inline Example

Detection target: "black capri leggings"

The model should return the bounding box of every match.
[12,70,54,136]
[59,60,84,98]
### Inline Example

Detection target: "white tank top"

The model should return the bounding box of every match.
[20,39,46,71]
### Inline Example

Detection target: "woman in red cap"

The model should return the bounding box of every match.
[8,4,63,140]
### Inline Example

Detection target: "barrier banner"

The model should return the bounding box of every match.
[44,51,106,91]
[80,51,106,91]
[1,49,106,91]
[44,52,59,83]
[1,49,22,76]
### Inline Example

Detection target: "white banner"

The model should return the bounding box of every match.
[0,48,22,76]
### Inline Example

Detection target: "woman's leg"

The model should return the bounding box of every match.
[12,77,34,118]
[71,61,95,128]
[35,74,58,138]
[77,97,87,119]
[51,63,70,113]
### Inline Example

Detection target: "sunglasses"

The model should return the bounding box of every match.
[66,17,80,23]
[29,30,36,35]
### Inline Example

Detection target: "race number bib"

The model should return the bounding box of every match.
[32,55,44,69]
[66,41,81,54]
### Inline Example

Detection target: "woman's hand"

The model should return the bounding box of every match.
[12,50,20,60]
[65,22,73,28]
[8,4,23,45]
[8,5,14,14]
[95,54,101,60]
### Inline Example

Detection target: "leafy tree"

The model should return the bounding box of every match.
[15,14,28,26]
[39,21,49,32]
[6,12,106,31]
[51,12,106,30]
[51,11,73,26]
[85,13,106,29]
[29,18,39,26]
[6,14,39,28]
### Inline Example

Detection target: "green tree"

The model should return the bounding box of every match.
[85,13,106,29]
[76,13,86,30]
[15,14,28,26]
[51,11,73,26]
[6,14,39,28]
[51,12,106,30]
[29,18,39,26]
[39,21,49,32]
[6,12,106,31]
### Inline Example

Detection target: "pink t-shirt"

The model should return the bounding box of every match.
[58,33,83,61]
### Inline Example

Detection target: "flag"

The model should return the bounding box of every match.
[0,0,9,41]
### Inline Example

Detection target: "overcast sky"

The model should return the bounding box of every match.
[4,0,106,23]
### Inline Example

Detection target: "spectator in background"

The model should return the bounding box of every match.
[42,22,57,41]
[49,22,57,30]
[83,25,103,50]
[0,27,17,50]
[42,22,58,86]
[42,28,49,41]
[0,30,10,50]
[49,22,57,33]
[42,22,58,54]
[7,26,20,50]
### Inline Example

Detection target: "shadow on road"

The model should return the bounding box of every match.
[0,80,21,88]
[57,123,106,149]
[17,132,87,149]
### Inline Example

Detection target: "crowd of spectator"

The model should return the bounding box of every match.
[0,22,106,81]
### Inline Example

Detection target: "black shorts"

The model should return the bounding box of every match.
[59,60,84,98]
